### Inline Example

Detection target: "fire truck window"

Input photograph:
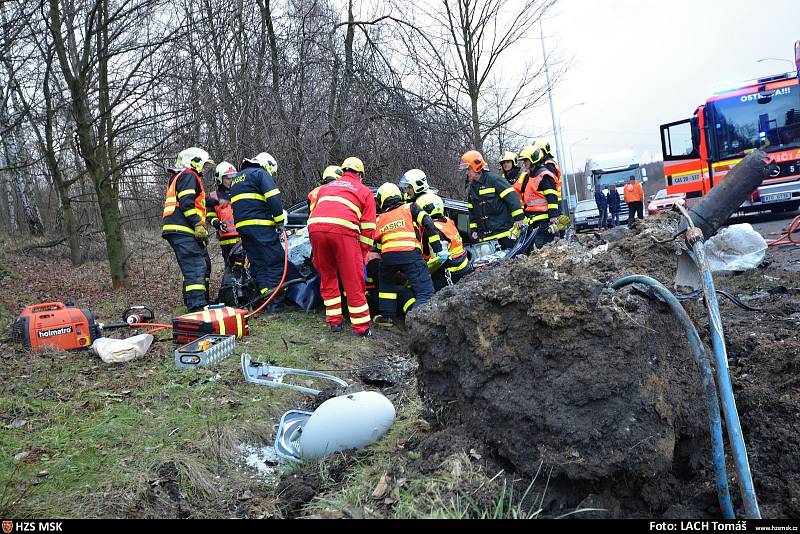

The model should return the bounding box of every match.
[663,121,694,158]
[712,87,800,160]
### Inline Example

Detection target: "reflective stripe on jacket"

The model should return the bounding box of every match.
[162,169,206,235]
[306,171,376,249]
[467,169,524,240]
[229,165,284,229]
[207,189,239,243]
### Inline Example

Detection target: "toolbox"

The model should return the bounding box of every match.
[171,305,249,344]
[174,334,235,369]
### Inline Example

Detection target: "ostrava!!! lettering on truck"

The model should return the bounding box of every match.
[660,42,800,213]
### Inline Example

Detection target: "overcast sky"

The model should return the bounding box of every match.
[531,0,799,173]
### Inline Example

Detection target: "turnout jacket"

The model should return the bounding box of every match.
[467,169,524,241]
[161,168,206,236]
[229,164,285,230]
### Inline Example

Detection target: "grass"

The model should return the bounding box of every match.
[0,310,366,518]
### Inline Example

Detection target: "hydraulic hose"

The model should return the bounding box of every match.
[246,227,290,319]
[768,213,800,247]
[611,275,734,519]
[676,203,761,519]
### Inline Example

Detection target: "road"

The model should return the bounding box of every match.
[729,208,800,272]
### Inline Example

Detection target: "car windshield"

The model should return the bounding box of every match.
[711,85,800,160]
[593,168,640,188]
[653,189,668,200]
[576,200,597,212]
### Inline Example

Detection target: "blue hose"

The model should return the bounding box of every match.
[612,275,734,519]
[689,242,761,519]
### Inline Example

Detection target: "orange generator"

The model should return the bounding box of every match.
[12,302,101,351]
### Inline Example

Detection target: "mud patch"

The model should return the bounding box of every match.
[410,218,800,518]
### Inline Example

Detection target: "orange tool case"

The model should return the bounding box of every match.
[12,302,101,351]
[172,306,250,344]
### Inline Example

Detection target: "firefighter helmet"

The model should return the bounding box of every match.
[499,151,518,165]
[322,165,343,184]
[519,144,545,166]
[401,169,430,195]
[341,156,365,175]
[532,139,553,158]
[214,161,238,184]
[244,152,278,176]
[375,183,403,211]
[459,150,486,173]
[176,147,213,174]
[416,192,445,218]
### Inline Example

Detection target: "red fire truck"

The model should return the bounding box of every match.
[660,42,800,213]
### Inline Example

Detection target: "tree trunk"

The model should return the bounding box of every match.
[1,150,18,234]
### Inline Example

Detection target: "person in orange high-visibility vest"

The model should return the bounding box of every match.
[415,192,472,290]
[206,162,240,263]
[307,157,376,336]
[308,165,343,213]
[373,183,446,328]
[624,175,645,226]
[516,144,561,250]
[162,147,214,312]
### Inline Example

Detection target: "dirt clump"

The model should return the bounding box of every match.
[409,217,800,518]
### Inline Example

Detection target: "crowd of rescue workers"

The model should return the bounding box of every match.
[161,141,643,337]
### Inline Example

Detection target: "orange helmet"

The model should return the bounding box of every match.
[459,150,486,173]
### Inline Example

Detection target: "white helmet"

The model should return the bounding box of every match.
[175,147,212,174]
[400,169,430,196]
[244,152,278,176]
[214,161,238,184]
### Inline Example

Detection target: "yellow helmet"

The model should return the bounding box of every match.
[519,144,545,166]
[322,165,343,183]
[376,182,403,211]
[499,151,518,165]
[341,156,365,174]
[532,139,553,158]
[416,192,445,218]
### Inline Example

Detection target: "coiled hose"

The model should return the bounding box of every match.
[611,275,734,519]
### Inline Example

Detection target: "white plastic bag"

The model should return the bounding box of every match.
[91,334,154,364]
[704,223,767,272]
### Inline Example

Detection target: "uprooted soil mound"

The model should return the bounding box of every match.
[409,216,800,518]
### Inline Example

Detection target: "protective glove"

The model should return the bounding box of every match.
[470,231,479,241]
[194,224,209,240]
[436,248,450,265]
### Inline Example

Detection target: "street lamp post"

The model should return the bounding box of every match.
[557,102,584,212]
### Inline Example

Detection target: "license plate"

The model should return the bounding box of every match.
[761,192,791,203]
[673,173,700,185]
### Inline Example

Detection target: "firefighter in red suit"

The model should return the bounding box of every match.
[307,157,376,337]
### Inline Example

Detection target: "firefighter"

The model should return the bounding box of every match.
[461,150,525,249]
[398,168,432,202]
[307,157,376,336]
[415,192,472,290]
[517,144,561,249]
[532,139,563,200]
[206,161,240,263]
[308,165,343,212]
[373,183,447,328]
[229,152,286,310]
[499,151,521,185]
[161,147,214,312]
[365,251,416,319]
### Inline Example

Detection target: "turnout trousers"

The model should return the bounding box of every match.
[309,230,371,334]
[238,226,285,296]
[379,254,434,320]
[165,233,211,311]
